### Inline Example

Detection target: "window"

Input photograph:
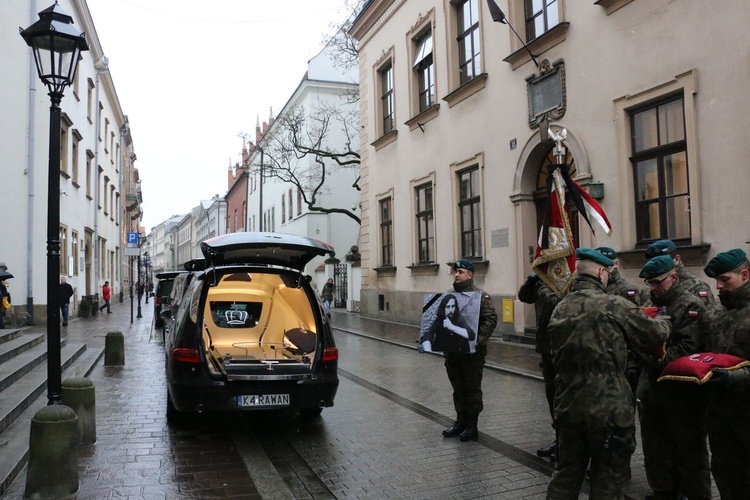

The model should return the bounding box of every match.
[60,115,72,176]
[288,189,293,220]
[87,79,94,122]
[380,62,394,134]
[104,118,109,152]
[72,231,79,275]
[458,167,482,258]
[457,0,481,85]
[631,95,690,243]
[525,0,559,41]
[379,197,393,266]
[297,188,303,216]
[413,30,435,112]
[71,130,82,185]
[60,226,69,275]
[415,184,435,263]
[103,177,109,215]
[86,151,94,198]
[281,194,286,223]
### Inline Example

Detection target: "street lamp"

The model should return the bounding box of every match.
[20,2,89,406]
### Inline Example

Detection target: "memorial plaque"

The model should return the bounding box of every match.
[527,59,566,128]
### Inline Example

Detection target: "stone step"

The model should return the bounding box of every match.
[0,345,47,394]
[0,334,45,365]
[0,341,100,498]
[0,329,23,347]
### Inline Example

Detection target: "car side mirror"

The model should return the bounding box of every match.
[160,310,172,320]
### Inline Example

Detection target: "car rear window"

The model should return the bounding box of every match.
[158,280,175,298]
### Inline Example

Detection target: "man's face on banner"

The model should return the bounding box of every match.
[444,297,457,318]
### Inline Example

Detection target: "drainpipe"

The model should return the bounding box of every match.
[25,0,38,323]
[92,57,109,293]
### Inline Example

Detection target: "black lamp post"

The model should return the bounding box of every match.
[20,2,89,406]
[136,234,143,319]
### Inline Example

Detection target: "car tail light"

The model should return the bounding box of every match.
[171,348,200,363]
[155,296,160,306]
[322,347,338,362]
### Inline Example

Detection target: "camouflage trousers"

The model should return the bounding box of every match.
[444,345,486,415]
[547,424,635,500]
[708,407,750,500]
[540,351,555,420]
[639,398,711,499]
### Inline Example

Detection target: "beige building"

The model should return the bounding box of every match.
[350,0,750,338]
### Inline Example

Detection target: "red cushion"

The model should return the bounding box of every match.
[658,352,750,384]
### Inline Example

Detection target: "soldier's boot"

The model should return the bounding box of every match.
[442,413,466,437]
[643,492,672,500]
[536,440,557,457]
[459,414,478,442]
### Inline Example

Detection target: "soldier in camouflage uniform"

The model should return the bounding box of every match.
[518,273,560,458]
[641,239,715,307]
[701,248,750,499]
[435,259,497,442]
[546,248,670,499]
[637,256,711,500]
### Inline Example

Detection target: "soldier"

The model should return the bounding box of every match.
[642,239,715,307]
[546,248,670,499]
[701,248,750,499]
[435,259,497,442]
[637,256,710,500]
[518,273,560,460]
[596,247,640,305]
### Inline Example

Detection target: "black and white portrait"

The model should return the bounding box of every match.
[418,292,481,354]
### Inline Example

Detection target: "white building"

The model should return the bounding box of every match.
[1,0,138,322]
[245,43,361,295]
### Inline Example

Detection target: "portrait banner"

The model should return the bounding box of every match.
[418,292,481,354]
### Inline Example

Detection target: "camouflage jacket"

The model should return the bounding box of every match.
[548,274,670,429]
[452,278,498,347]
[606,268,641,305]
[701,280,750,412]
[636,281,705,403]
[639,262,715,307]
[518,278,560,355]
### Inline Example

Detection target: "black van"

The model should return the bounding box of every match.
[153,271,183,330]
[162,232,339,423]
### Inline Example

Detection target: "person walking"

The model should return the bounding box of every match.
[433,259,497,442]
[59,276,74,326]
[0,279,10,329]
[99,281,111,314]
[546,248,671,499]
[700,248,750,499]
[637,256,710,500]
[321,278,334,318]
[518,272,561,460]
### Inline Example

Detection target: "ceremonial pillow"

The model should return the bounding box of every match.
[657,352,750,384]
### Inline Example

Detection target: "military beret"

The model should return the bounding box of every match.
[704,249,748,278]
[453,259,475,272]
[639,256,676,279]
[595,247,617,260]
[576,247,615,267]
[645,239,677,259]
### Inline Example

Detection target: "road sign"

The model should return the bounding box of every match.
[127,232,139,245]
[124,247,140,256]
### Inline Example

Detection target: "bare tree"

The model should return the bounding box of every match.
[250,101,361,224]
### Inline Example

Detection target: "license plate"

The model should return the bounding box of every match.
[237,394,290,407]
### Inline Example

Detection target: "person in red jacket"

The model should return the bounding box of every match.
[99,281,111,313]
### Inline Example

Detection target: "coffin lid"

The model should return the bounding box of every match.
[201,232,334,271]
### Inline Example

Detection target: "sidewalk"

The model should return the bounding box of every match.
[329,308,544,380]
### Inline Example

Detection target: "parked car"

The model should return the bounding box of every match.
[162,232,339,424]
[153,271,183,330]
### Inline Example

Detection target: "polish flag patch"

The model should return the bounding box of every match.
[688,309,699,318]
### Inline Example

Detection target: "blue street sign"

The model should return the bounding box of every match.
[127,232,139,245]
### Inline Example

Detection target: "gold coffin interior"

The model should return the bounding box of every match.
[202,273,318,375]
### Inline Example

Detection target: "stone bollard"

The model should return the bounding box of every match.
[62,377,96,445]
[25,405,79,499]
[104,330,125,366]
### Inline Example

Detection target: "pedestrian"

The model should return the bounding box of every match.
[99,281,111,314]
[420,293,476,353]
[642,239,715,307]
[59,276,74,326]
[700,248,750,499]
[546,248,670,499]
[636,256,710,500]
[517,272,560,460]
[596,247,643,403]
[434,259,497,442]
[321,278,334,318]
[0,279,10,329]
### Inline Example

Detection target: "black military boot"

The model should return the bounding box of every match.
[459,414,478,442]
[442,413,466,437]
[536,440,557,457]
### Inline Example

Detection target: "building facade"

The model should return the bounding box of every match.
[1,0,139,322]
[350,0,750,336]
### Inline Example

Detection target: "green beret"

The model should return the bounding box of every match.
[645,239,677,259]
[704,249,748,278]
[576,247,615,267]
[453,259,475,272]
[595,247,617,260]
[639,256,675,279]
